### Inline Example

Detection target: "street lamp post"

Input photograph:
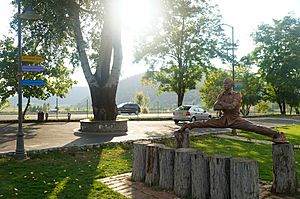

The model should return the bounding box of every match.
[218,23,237,135]
[15,0,41,160]
[218,24,235,85]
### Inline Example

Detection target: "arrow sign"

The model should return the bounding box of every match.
[22,65,44,72]
[22,80,46,86]
[22,55,45,63]
[234,82,243,91]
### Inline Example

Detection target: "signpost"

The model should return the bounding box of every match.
[22,55,44,63]
[234,82,242,91]
[22,79,46,86]
[21,55,46,87]
[22,65,44,72]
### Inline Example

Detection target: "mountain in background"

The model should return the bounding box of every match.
[8,73,203,109]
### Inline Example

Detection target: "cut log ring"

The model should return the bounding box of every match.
[271,143,298,194]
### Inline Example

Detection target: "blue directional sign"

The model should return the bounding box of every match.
[22,65,44,72]
[22,80,46,86]
[234,82,242,91]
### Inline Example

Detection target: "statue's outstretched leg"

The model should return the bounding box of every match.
[230,118,288,143]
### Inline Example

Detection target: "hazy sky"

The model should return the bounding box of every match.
[0,0,299,86]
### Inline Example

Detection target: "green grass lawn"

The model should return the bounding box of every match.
[237,124,300,145]
[0,144,132,199]
[1,125,300,198]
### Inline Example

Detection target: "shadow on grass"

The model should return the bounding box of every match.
[0,144,132,198]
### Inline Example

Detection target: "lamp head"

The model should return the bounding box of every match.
[217,25,224,32]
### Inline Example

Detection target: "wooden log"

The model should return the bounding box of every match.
[271,143,297,193]
[145,143,164,186]
[159,146,175,190]
[174,129,190,148]
[131,141,151,182]
[230,158,259,199]
[210,154,231,199]
[174,148,197,198]
[191,153,210,199]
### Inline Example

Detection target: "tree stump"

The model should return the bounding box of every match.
[230,158,259,199]
[159,146,175,190]
[210,154,231,199]
[174,129,190,148]
[174,148,197,198]
[191,153,210,199]
[131,141,151,182]
[271,143,297,193]
[145,143,164,186]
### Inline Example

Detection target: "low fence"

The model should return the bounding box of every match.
[132,141,297,198]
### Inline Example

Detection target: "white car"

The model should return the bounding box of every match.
[172,105,211,124]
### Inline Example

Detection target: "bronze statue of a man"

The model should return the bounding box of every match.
[180,78,288,143]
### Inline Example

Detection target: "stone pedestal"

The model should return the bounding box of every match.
[80,119,128,134]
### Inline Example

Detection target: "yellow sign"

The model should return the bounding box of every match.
[22,55,44,63]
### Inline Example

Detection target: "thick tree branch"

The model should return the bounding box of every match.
[69,2,99,88]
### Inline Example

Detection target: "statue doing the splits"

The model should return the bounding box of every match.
[179,78,288,144]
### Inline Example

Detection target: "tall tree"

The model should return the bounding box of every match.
[134,0,227,107]
[0,37,76,118]
[199,68,229,109]
[15,0,123,120]
[252,15,300,115]
[235,56,264,116]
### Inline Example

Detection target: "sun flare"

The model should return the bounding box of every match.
[121,0,158,32]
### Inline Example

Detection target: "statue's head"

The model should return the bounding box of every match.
[223,78,234,90]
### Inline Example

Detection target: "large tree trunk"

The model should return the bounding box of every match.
[177,91,185,107]
[70,0,122,121]
[90,85,118,120]
[295,107,300,114]
[23,96,31,120]
[278,101,286,115]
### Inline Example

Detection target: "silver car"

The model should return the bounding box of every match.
[172,105,211,124]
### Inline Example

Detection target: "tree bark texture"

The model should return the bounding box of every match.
[230,158,259,199]
[210,154,231,199]
[174,129,190,148]
[158,146,175,190]
[145,143,164,186]
[131,141,151,182]
[191,153,210,199]
[174,148,197,198]
[90,85,118,120]
[271,144,297,193]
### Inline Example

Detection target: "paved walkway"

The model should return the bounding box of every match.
[99,173,299,199]
[0,120,231,153]
[98,173,179,199]
[1,115,300,153]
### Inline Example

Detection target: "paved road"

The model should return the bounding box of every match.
[1,116,300,153]
[0,113,172,120]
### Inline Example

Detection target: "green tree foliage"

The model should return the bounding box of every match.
[132,91,150,113]
[199,68,229,109]
[0,37,76,117]
[252,15,300,115]
[135,0,228,107]
[12,0,123,121]
[235,56,264,115]
[255,101,271,113]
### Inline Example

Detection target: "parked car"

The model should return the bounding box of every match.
[117,102,141,115]
[172,105,211,124]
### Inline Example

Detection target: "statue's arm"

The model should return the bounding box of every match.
[213,94,223,110]
[220,93,242,110]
